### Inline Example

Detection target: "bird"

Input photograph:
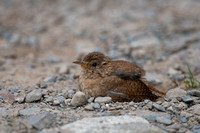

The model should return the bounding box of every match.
[73,52,165,102]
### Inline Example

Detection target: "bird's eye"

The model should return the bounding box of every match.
[92,62,97,67]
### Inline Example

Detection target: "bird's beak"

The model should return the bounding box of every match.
[73,61,87,68]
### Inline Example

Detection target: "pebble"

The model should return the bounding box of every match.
[146,101,153,109]
[84,104,94,111]
[14,94,25,103]
[44,75,56,82]
[26,112,54,130]
[153,103,166,112]
[92,103,101,109]
[87,97,94,103]
[19,107,41,116]
[178,102,188,110]
[116,105,123,110]
[182,96,193,103]
[94,97,112,103]
[45,96,53,103]
[71,91,87,107]
[53,100,60,106]
[187,90,200,97]
[166,87,187,98]
[25,89,42,103]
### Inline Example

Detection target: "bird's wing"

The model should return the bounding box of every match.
[111,60,145,80]
[99,75,158,102]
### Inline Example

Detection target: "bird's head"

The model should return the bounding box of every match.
[73,52,111,77]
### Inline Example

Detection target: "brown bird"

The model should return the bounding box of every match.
[73,52,165,102]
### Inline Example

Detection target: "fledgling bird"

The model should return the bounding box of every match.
[73,52,165,102]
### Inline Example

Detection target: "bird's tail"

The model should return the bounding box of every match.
[147,84,166,97]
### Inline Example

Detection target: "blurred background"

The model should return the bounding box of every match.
[0,0,200,91]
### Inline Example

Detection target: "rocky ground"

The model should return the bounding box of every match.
[0,0,200,133]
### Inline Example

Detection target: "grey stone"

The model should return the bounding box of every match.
[26,112,54,130]
[94,97,112,103]
[153,103,166,112]
[193,126,200,133]
[116,105,123,110]
[25,89,42,103]
[14,95,25,103]
[84,104,94,111]
[133,110,172,125]
[145,73,163,85]
[71,91,87,107]
[19,107,41,116]
[61,115,165,133]
[44,75,56,82]
[87,97,94,103]
[92,103,101,109]
[166,87,186,98]
[182,96,193,103]
[156,116,172,125]
[187,90,200,97]
[45,96,53,102]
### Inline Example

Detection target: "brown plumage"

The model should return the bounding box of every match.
[73,52,165,102]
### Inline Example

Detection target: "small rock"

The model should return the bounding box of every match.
[178,102,188,110]
[84,104,94,111]
[128,101,135,106]
[26,112,54,130]
[193,125,200,133]
[146,101,153,109]
[92,103,101,109]
[87,97,94,103]
[166,87,186,98]
[65,99,71,105]
[133,110,172,125]
[53,100,60,106]
[45,96,53,102]
[187,90,200,97]
[19,107,41,116]
[71,91,87,107]
[162,101,170,108]
[25,89,42,103]
[94,97,112,103]
[180,117,187,123]
[14,95,25,103]
[145,73,163,85]
[156,116,172,125]
[116,105,123,110]
[44,75,56,82]
[182,96,193,103]
[153,103,166,112]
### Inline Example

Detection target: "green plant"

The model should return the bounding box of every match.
[184,62,200,88]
